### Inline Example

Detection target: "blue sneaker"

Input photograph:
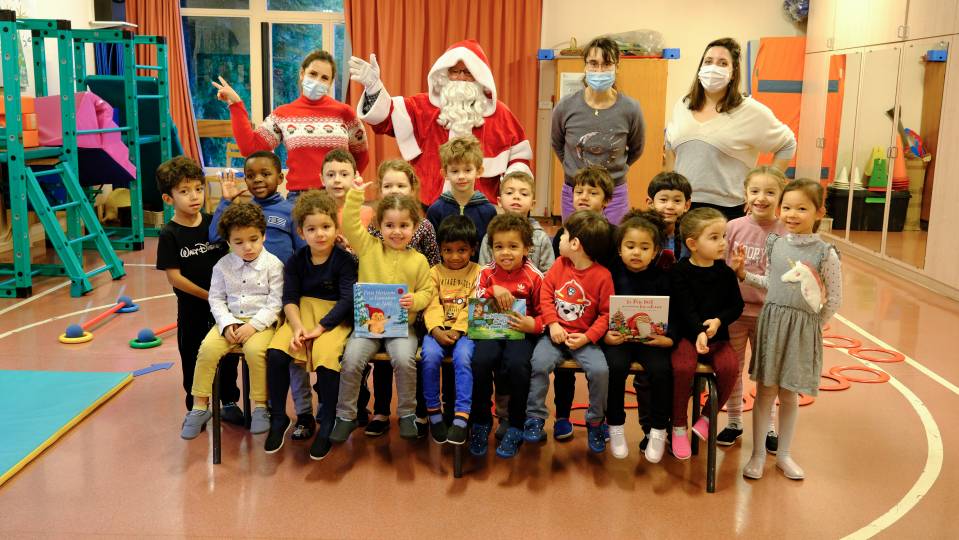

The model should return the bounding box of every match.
[603,422,610,442]
[553,418,574,441]
[496,427,524,458]
[587,423,607,453]
[469,423,491,457]
[523,417,546,443]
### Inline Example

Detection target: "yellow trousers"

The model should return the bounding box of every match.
[191,323,274,402]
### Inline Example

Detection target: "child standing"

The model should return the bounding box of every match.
[155,157,234,415]
[719,166,786,450]
[602,210,677,461]
[264,191,357,460]
[180,203,285,439]
[647,171,693,265]
[210,151,316,441]
[323,148,375,230]
[362,159,441,438]
[735,179,842,480]
[669,208,744,459]
[469,214,545,458]
[525,210,614,455]
[329,178,434,443]
[426,136,497,247]
[421,216,482,445]
[479,170,554,271]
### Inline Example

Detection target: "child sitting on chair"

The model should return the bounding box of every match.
[180,202,285,440]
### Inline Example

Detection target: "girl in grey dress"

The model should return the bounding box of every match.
[733,179,842,481]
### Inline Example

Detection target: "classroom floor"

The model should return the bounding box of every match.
[0,239,956,538]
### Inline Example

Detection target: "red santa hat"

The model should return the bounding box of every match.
[555,280,590,306]
[365,304,385,318]
[427,39,497,117]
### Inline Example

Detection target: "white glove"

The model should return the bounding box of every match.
[348,54,383,94]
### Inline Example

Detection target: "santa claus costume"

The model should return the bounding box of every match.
[352,40,532,205]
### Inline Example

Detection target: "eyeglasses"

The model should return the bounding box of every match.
[585,61,616,71]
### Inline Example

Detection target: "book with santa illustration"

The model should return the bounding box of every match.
[467,298,526,340]
[353,283,409,338]
[608,296,669,342]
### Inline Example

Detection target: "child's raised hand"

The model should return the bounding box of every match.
[645,334,674,348]
[351,176,373,191]
[703,318,721,338]
[565,333,589,351]
[549,323,567,345]
[399,292,414,309]
[491,285,515,312]
[212,76,242,105]
[695,331,710,354]
[507,313,536,333]
[219,169,247,202]
[604,331,625,346]
[732,244,747,281]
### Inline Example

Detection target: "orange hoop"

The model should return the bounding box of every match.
[819,372,852,391]
[829,365,890,383]
[848,347,905,363]
[822,334,862,349]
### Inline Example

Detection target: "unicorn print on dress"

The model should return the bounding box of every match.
[781,259,824,312]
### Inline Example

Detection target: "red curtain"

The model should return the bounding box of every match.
[125,0,202,162]
[345,0,543,176]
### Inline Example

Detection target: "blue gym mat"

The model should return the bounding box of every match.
[0,370,132,487]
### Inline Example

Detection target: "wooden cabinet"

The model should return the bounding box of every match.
[795,52,830,179]
[834,0,908,50]
[548,57,667,215]
[906,0,959,39]
[806,0,837,52]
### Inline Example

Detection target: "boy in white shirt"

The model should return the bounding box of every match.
[181,202,285,439]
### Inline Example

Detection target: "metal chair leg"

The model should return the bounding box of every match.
[212,364,221,465]
[706,375,718,493]
[453,444,463,478]
[241,358,251,429]
[691,374,703,456]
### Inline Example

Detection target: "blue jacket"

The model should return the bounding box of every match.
[209,192,305,264]
[426,191,497,254]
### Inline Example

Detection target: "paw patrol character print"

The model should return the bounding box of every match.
[364,304,390,334]
[554,279,589,322]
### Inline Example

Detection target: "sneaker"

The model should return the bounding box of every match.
[494,419,510,441]
[766,431,779,454]
[690,416,709,441]
[309,436,332,461]
[523,417,546,443]
[743,454,766,479]
[553,418,574,441]
[717,426,743,446]
[608,424,628,459]
[364,418,390,437]
[469,423,491,456]
[250,408,270,434]
[429,420,448,444]
[180,409,212,440]
[398,415,419,440]
[264,416,292,453]
[496,427,524,458]
[603,422,610,442]
[671,430,691,460]
[220,402,245,426]
[776,455,804,480]
[447,424,468,445]
[291,414,316,441]
[416,418,428,439]
[644,428,668,463]
[329,417,357,443]
[586,423,606,453]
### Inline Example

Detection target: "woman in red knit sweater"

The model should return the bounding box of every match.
[213,50,370,199]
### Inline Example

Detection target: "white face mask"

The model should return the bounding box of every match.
[302,77,329,100]
[698,64,731,93]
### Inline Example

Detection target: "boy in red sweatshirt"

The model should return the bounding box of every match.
[523,210,614,454]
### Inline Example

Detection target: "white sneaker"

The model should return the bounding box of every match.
[608,424,628,459]
[644,428,667,463]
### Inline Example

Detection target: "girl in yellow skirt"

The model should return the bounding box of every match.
[264,190,357,460]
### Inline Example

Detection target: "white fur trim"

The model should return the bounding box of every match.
[504,161,533,176]
[357,87,392,125]
[482,148,512,177]
[390,97,422,160]
[427,46,497,116]
[483,141,533,177]
[508,140,533,161]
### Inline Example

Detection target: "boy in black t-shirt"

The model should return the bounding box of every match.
[155,156,237,414]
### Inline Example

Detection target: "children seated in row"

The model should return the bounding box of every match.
[180,202,285,439]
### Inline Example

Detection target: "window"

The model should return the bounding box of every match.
[181,1,347,168]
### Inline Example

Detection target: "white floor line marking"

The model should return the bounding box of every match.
[835,313,959,397]
[840,351,943,539]
[0,281,71,317]
[0,293,174,341]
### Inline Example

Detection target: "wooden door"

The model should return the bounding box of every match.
[806,0,837,53]
[796,52,830,179]
[549,57,667,216]
[906,0,959,39]
[834,0,908,49]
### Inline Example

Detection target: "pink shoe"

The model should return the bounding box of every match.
[691,416,709,441]
[671,429,691,460]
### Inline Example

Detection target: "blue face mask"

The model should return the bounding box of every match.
[302,78,329,100]
[585,70,615,91]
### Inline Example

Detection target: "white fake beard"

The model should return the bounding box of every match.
[437,79,485,137]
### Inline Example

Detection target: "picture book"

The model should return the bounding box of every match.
[467,298,526,340]
[353,283,408,338]
[608,295,669,342]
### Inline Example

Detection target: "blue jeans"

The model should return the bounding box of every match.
[421,334,474,415]
[527,336,609,423]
